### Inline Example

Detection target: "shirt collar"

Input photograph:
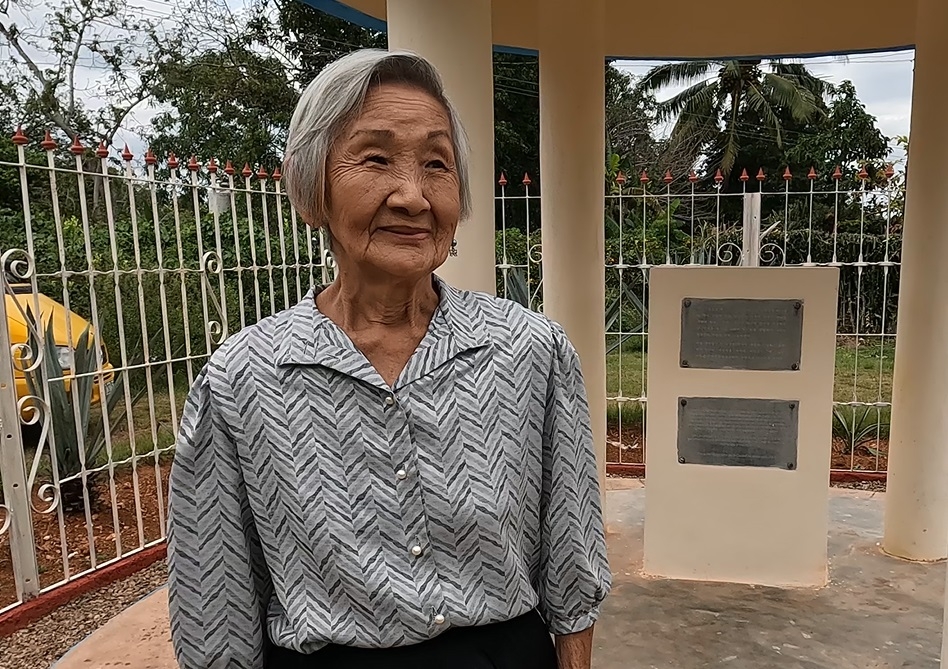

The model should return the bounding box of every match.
[274,275,491,390]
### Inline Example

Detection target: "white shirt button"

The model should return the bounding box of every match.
[433,614,445,625]
[396,468,408,480]
[384,395,395,407]
[410,545,423,557]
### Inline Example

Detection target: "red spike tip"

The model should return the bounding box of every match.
[739,168,749,182]
[144,149,157,166]
[95,141,109,158]
[207,158,218,174]
[224,160,235,176]
[70,136,84,155]
[272,166,282,181]
[884,164,895,180]
[858,166,869,180]
[663,170,673,184]
[168,152,179,170]
[832,166,842,180]
[615,171,626,185]
[782,167,792,181]
[756,168,766,181]
[522,173,532,186]
[12,126,28,146]
[497,172,507,186]
[241,163,253,178]
[688,170,698,183]
[713,169,724,184]
[41,129,57,151]
[639,170,649,184]
[807,167,817,180]
[256,166,268,180]
[187,155,200,172]
[121,144,133,161]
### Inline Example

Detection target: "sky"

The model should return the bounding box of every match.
[2,0,917,164]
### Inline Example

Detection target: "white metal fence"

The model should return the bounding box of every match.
[0,132,901,613]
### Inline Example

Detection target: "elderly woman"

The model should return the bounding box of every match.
[166,49,611,669]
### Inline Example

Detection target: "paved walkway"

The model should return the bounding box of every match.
[54,481,944,669]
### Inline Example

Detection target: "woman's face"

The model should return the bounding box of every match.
[325,82,461,282]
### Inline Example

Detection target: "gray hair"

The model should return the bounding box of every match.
[283,49,472,227]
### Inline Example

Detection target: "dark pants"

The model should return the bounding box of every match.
[268,609,558,669]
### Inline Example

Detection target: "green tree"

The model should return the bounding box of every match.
[637,59,833,175]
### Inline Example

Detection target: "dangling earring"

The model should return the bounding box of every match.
[449,238,458,256]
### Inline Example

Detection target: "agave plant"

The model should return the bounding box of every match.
[22,313,125,512]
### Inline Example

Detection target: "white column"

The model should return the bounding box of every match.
[386,0,496,295]
[882,0,948,563]
[538,0,607,497]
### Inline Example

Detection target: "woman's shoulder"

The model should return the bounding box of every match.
[446,284,569,352]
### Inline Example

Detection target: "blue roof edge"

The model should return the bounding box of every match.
[298,0,915,61]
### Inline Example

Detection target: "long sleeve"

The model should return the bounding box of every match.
[537,323,612,636]
[166,362,272,668]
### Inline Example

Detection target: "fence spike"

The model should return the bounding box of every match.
[224,160,235,176]
[95,141,109,159]
[739,168,749,182]
[242,163,253,178]
[713,168,723,184]
[144,149,157,166]
[256,166,268,180]
[187,155,200,172]
[640,169,649,184]
[522,172,532,186]
[207,157,218,173]
[70,136,84,155]
[663,169,673,184]
[756,168,766,181]
[272,166,282,181]
[783,166,792,180]
[832,166,842,180]
[858,165,869,180]
[168,152,179,170]
[12,125,27,145]
[121,144,133,161]
[884,164,895,180]
[808,167,817,180]
[615,171,626,185]
[688,170,698,183]
[41,129,57,151]
[498,172,507,186]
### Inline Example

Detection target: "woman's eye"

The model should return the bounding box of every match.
[427,159,447,169]
[365,155,387,165]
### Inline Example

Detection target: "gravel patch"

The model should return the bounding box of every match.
[0,561,168,669]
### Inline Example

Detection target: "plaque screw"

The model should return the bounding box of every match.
[789,403,796,410]
[681,360,690,368]
[683,299,692,308]
[787,462,796,470]
[678,456,686,464]
[794,301,802,310]
[680,399,688,406]
[791,363,799,370]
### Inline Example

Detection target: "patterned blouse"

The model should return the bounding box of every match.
[166,276,612,668]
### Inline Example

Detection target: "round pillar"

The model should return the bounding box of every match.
[538,0,607,497]
[882,0,948,562]
[386,0,496,295]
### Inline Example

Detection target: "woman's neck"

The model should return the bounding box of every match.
[316,270,439,332]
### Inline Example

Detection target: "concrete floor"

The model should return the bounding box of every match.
[55,482,945,669]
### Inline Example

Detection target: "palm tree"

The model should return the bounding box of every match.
[637,60,833,175]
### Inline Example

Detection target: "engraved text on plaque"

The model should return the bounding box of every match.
[680,298,803,371]
[677,397,798,469]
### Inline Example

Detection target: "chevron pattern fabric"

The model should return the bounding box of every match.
[166,276,612,668]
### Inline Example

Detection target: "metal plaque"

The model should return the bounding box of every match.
[680,298,803,371]
[677,397,798,469]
